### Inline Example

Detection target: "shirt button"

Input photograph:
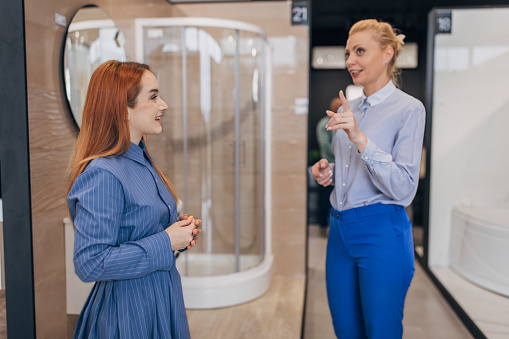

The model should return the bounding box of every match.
[339,201,343,205]
[365,156,369,160]
[345,164,348,168]
[342,182,346,186]
[348,145,352,149]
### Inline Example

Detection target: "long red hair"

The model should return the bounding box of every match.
[67,60,177,200]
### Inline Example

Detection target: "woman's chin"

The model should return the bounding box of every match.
[351,78,363,86]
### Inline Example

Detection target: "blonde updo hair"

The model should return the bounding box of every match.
[349,19,405,88]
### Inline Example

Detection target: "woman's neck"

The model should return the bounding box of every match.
[363,76,391,97]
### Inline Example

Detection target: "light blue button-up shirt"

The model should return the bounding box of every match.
[68,140,190,339]
[330,80,426,211]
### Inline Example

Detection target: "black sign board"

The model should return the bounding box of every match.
[291,0,308,26]
[436,11,452,34]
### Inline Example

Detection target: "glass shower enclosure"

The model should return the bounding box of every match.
[134,17,272,308]
[425,7,509,337]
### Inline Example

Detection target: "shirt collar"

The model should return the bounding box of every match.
[123,139,148,165]
[359,80,396,108]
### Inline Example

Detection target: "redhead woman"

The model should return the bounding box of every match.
[311,19,425,338]
[67,60,200,339]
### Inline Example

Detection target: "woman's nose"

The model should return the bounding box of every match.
[346,55,354,67]
[159,99,168,112]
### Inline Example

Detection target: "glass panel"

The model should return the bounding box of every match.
[141,22,267,279]
[238,31,264,270]
[429,7,509,266]
[143,24,238,276]
[143,25,185,200]
[428,8,509,337]
[184,26,237,276]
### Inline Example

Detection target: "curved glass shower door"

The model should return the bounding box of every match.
[238,29,265,273]
[135,18,269,301]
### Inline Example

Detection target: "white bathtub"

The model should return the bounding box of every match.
[450,206,509,297]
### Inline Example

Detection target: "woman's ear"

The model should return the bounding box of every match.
[127,107,132,121]
[384,46,395,64]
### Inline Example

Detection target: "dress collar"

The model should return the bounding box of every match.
[359,80,396,108]
[123,139,148,165]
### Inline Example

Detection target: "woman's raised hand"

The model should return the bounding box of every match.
[325,90,367,152]
[166,214,202,251]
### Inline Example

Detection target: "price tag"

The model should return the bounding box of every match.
[291,1,308,26]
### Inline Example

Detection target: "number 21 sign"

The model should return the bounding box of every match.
[292,1,308,26]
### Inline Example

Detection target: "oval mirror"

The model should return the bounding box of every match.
[64,6,127,128]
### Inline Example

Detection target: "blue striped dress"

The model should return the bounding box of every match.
[67,141,190,339]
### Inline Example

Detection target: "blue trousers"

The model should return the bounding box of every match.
[326,203,415,339]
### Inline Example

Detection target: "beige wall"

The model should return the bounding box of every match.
[24,0,307,337]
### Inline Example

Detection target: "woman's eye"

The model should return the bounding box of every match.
[151,96,158,100]
[357,48,365,55]
[345,53,350,60]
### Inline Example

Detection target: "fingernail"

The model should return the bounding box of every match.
[187,246,191,250]
[193,229,197,235]
[187,216,194,220]
[191,241,196,246]
[328,170,332,175]
[195,220,200,226]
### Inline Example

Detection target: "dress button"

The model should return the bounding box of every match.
[345,164,348,168]
[342,182,346,186]
[339,201,343,205]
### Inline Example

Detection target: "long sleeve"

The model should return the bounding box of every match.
[70,168,175,283]
[359,103,426,201]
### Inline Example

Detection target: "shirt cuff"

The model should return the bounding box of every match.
[359,138,392,163]
[138,231,175,272]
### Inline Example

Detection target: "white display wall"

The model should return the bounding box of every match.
[429,8,509,268]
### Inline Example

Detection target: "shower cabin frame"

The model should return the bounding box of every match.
[134,17,273,308]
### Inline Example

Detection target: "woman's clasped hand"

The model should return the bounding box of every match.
[167,214,202,251]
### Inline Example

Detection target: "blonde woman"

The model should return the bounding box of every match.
[311,19,425,338]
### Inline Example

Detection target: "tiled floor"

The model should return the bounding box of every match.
[432,267,509,339]
[186,274,305,339]
[303,224,473,339]
[2,226,492,339]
